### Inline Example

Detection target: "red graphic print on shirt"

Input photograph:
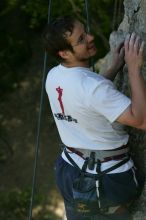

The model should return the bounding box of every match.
[55,86,78,123]
[56,86,65,114]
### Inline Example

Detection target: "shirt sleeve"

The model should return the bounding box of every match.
[85,76,131,123]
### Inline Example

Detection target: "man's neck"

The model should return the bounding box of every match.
[61,60,89,68]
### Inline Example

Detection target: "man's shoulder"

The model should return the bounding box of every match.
[83,70,112,87]
[48,64,60,75]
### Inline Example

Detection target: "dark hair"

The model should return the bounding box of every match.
[42,16,77,62]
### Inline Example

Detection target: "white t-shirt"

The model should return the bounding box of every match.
[46,64,133,173]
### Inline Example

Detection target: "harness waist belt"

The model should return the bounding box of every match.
[66,145,129,162]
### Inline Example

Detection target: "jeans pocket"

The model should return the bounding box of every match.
[103,169,139,204]
[72,176,99,216]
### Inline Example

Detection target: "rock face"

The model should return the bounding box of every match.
[96,0,146,219]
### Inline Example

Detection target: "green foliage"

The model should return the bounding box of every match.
[0,188,30,219]
[0,188,62,220]
[0,0,31,97]
[1,0,115,30]
[21,0,49,28]
[0,0,120,96]
[0,139,12,163]
[20,0,85,28]
[0,188,42,219]
[0,32,31,97]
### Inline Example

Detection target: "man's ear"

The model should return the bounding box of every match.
[58,50,71,59]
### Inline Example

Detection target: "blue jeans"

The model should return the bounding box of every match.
[55,156,140,220]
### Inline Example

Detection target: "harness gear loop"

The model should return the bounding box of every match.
[88,152,96,170]
[96,159,101,208]
[96,159,101,173]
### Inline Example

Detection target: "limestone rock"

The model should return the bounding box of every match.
[96,0,146,218]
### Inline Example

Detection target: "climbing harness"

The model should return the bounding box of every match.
[66,145,129,162]
[28,1,52,220]
[64,147,130,217]
[64,147,130,176]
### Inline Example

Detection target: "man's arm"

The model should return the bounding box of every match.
[117,33,146,130]
[102,42,125,81]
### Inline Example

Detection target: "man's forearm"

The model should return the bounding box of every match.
[129,69,146,129]
[116,33,146,130]
[102,66,119,81]
[103,42,125,81]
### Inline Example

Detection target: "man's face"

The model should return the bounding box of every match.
[65,21,97,63]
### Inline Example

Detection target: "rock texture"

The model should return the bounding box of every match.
[96,1,146,219]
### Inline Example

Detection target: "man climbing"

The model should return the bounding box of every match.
[43,16,146,220]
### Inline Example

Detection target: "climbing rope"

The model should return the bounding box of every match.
[112,0,118,30]
[112,0,123,31]
[117,0,123,27]
[84,0,90,33]
[28,1,52,220]
[112,0,125,93]
[84,0,95,71]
